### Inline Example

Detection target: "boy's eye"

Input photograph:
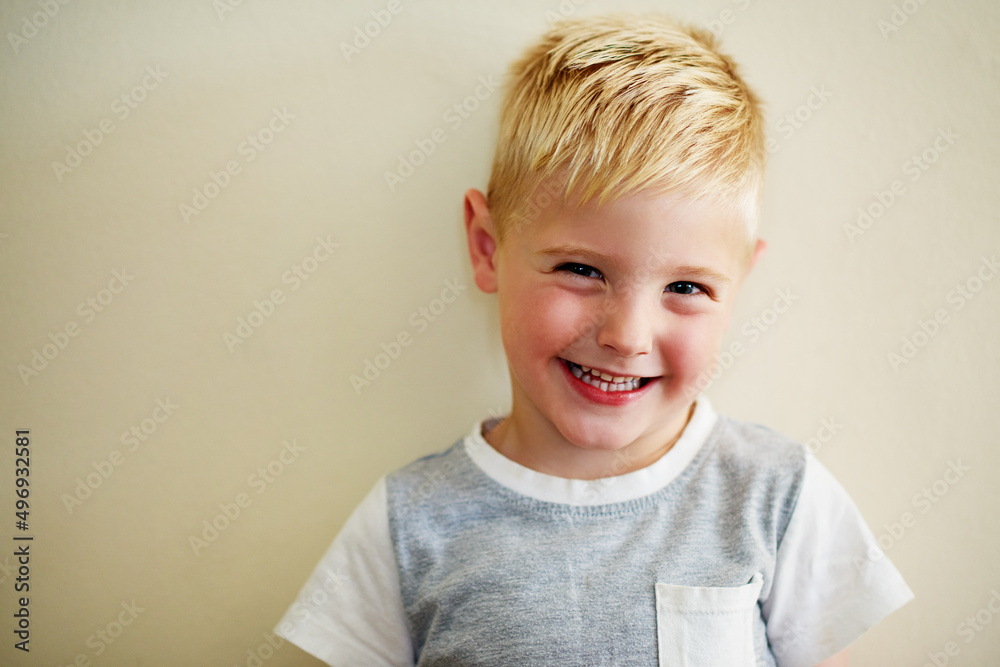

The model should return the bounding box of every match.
[665,281,705,296]
[556,263,604,280]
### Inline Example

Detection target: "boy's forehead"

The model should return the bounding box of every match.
[520,176,744,229]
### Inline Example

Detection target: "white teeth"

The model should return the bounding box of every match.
[566,360,644,393]
[591,367,639,383]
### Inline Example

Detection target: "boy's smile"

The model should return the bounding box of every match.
[465,185,763,480]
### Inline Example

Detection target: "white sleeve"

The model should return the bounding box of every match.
[274,477,413,667]
[762,452,914,667]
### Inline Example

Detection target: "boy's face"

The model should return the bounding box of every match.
[465,184,763,464]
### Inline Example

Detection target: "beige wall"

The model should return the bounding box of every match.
[1,0,998,664]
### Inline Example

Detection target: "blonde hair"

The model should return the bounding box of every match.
[486,14,766,245]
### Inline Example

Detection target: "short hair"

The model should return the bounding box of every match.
[486,14,766,246]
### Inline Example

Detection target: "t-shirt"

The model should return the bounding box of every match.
[274,398,914,666]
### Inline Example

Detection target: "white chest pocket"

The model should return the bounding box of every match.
[654,573,763,666]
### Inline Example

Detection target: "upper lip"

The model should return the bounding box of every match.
[563,358,657,379]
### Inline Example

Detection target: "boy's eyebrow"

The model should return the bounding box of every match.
[671,265,732,286]
[537,245,732,285]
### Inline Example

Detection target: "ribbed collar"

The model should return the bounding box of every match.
[462,398,718,506]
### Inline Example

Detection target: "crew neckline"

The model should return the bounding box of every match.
[462,398,718,506]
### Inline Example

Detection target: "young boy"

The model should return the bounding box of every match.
[275,14,913,666]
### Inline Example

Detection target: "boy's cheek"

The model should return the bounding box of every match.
[505,287,592,334]
[662,327,726,377]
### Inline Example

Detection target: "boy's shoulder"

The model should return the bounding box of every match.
[697,413,812,520]
[711,412,810,478]
[383,435,476,505]
[390,436,468,479]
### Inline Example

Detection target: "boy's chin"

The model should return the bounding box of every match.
[546,396,696,457]
[552,418,646,454]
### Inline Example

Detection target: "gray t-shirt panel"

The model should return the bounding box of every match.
[385,416,806,666]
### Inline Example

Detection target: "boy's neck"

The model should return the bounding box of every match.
[483,402,695,481]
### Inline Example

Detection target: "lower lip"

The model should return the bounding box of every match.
[559,359,657,407]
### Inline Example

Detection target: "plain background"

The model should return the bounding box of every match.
[1,0,998,664]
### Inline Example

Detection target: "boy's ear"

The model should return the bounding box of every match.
[725,238,768,331]
[464,188,500,294]
[747,238,767,273]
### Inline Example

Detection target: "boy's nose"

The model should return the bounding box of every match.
[595,294,653,357]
